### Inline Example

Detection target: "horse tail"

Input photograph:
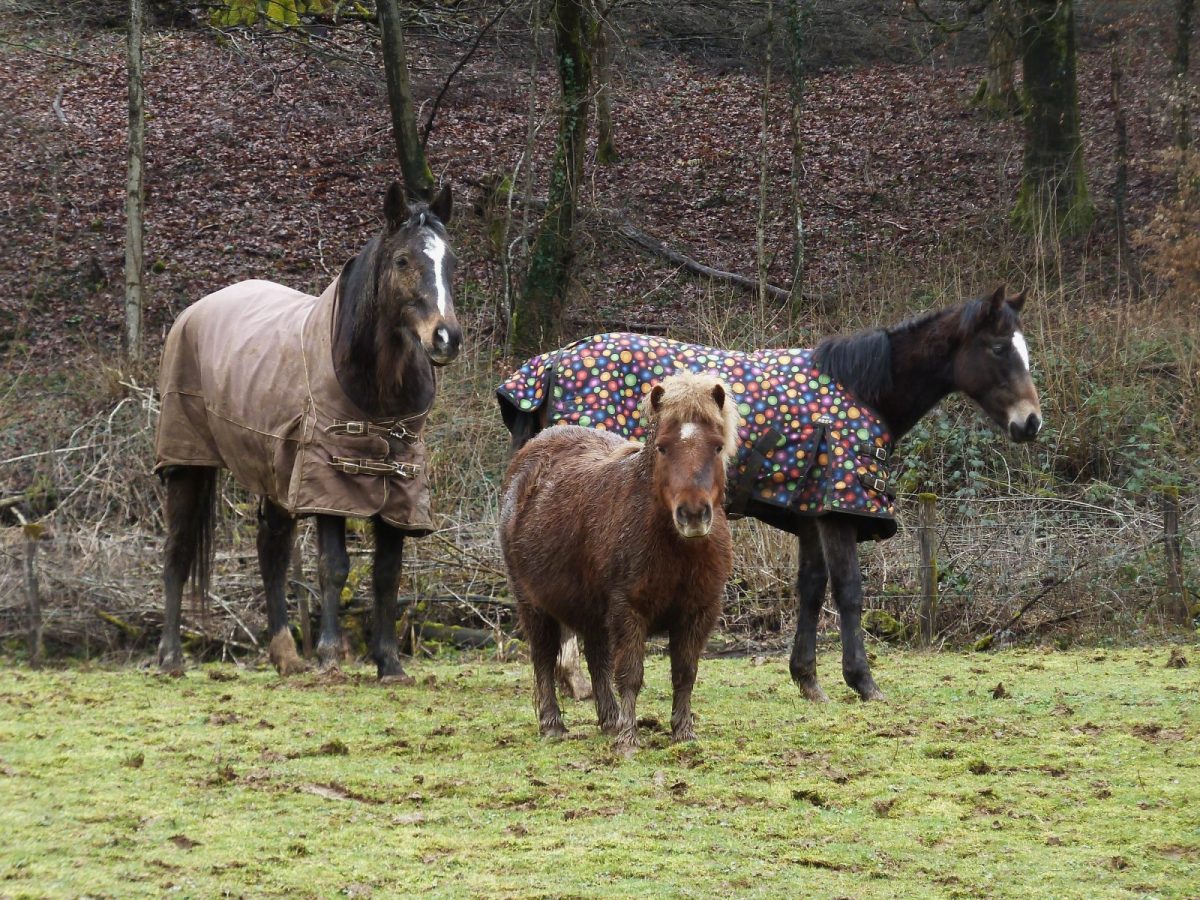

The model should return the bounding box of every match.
[189,467,218,608]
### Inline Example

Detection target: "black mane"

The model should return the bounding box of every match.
[813,328,893,407]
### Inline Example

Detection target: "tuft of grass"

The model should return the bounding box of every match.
[0,648,1197,897]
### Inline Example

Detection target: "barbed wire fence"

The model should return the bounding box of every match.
[1,388,1195,662]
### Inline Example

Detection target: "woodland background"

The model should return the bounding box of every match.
[0,0,1197,662]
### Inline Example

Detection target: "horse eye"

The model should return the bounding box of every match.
[713,444,723,456]
[656,444,667,455]
[395,256,409,269]
[991,341,1008,356]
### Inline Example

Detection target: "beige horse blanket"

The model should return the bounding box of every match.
[155,278,433,533]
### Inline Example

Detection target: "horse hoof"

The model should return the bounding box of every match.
[613,732,640,755]
[671,730,697,744]
[797,680,829,703]
[858,686,887,702]
[379,672,415,686]
[276,657,311,677]
[540,723,568,740]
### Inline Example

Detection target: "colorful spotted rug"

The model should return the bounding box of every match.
[497,333,897,541]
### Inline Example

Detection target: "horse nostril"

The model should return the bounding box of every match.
[1026,413,1041,437]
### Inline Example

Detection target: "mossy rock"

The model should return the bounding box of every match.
[862,610,909,643]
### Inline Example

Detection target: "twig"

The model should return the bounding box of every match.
[0,37,103,68]
[211,593,259,647]
[420,0,519,149]
[52,85,68,126]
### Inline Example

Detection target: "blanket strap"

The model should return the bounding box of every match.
[859,443,891,495]
[327,420,421,443]
[727,427,784,516]
[330,457,423,478]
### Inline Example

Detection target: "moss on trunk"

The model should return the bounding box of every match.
[512,0,591,357]
[1013,0,1093,237]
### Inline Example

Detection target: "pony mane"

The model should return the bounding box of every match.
[641,372,742,458]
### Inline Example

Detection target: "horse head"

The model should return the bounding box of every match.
[377,180,462,367]
[953,286,1042,443]
[644,373,741,539]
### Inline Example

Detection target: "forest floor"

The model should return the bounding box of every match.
[2,648,1198,897]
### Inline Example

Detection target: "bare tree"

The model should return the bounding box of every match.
[1175,0,1194,151]
[784,0,810,308]
[980,0,1020,115]
[512,0,592,357]
[1013,0,1093,236]
[378,0,435,200]
[125,0,145,361]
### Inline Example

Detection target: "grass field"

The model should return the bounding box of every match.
[1,647,1197,898]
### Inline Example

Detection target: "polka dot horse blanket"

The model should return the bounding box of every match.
[497,333,897,541]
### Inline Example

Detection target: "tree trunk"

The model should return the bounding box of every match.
[785,0,807,311]
[593,17,618,165]
[1014,0,1093,237]
[1110,36,1143,293]
[512,0,591,357]
[1175,0,1194,151]
[980,0,1020,116]
[756,0,773,309]
[378,0,435,201]
[125,0,145,361]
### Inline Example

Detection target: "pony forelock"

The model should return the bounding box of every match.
[641,372,742,458]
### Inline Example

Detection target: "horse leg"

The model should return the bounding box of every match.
[789,518,830,702]
[817,516,886,701]
[517,596,567,738]
[158,467,215,674]
[668,605,718,743]
[370,518,413,684]
[258,499,306,676]
[580,629,618,734]
[610,605,647,754]
[314,515,350,672]
[556,631,593,700]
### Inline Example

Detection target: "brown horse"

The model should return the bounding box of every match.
[500,372,741,752]
[155,181,461,681]
[498,287,1042,702]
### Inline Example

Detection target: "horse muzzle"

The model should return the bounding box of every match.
[1006,401,1042,443]
[674,502,713,539]
[426,323,462,367]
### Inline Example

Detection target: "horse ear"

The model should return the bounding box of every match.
[649,384,666,413]
[384,180,407,232]
[431,182,453,225]
[710,383,725,410]
[987,284,1007,315]
[1007,289,1027,313]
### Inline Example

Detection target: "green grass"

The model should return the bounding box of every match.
[1,648,1197,898]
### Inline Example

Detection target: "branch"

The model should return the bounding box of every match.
[421,0,520,149]
[610,215,794,303]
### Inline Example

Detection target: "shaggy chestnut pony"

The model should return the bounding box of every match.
[500,372,741,752]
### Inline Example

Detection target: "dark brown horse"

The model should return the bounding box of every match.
[500,373,740,752]
[156,181,461,681]
[498,287,1041,702]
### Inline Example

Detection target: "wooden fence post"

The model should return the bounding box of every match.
[16,514,45,667]
[917,492,938,646]
[1160,485,1189,624]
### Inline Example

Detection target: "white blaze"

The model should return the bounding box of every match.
[423,232,449,316]
[679,422,699,441]
[1012,331,1030,371]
